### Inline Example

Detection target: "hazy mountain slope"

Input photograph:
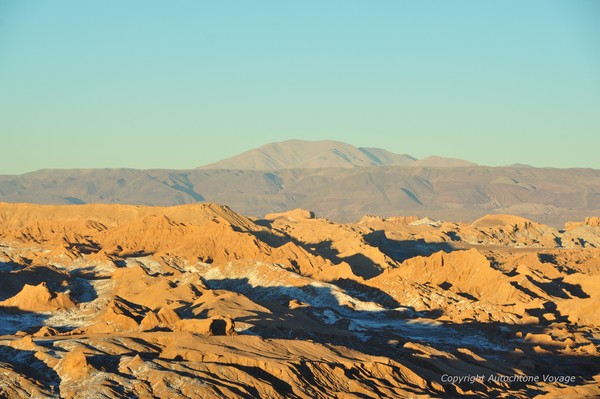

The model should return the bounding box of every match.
[1,166,599,226]
[413,155,476,167]
[0,168,205,206]
[200,140,425,170]
[357,147,416,166]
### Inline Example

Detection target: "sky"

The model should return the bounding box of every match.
[1,1,599,174]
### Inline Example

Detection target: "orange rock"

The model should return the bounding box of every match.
[58,350,94,381]
[174,317,236,336]
[0,283,74,312]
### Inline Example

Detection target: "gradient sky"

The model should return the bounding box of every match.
[1,1,599,174]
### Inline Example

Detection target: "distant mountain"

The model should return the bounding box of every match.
[412,156,476,168]
[198,140,474,170]
[1,165,599,227]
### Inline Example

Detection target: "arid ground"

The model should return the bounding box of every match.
[0,202,598,398]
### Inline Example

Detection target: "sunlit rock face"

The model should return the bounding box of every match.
[0,202,598,398]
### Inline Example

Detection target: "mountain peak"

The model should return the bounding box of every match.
[198,140,472,170]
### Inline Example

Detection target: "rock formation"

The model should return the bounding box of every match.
[0,202,598,398]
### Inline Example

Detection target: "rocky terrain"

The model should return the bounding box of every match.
[0,202,598,398]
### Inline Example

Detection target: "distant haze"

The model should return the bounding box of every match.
[1,1,599,174]
[199,140,475,170]
[1,139,599,227]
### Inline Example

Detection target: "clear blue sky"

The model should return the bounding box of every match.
[1,1,599,174]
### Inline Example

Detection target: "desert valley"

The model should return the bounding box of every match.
[4,1,599,396]
[0,200,598,398]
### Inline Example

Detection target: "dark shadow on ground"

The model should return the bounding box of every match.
[248,228,460,279]
[200,276,600,399]
[0,260,101,304]
[328,278,401,308]
[525,275,590,299]
[0,260,101,334]
[247,229,389,279]
[0,264,72,301]
[0,345,61,396]
[363,232,458,263]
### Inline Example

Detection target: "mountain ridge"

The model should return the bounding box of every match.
[1,140,597,227]
[198,139,475,170]
[1,165,599,227]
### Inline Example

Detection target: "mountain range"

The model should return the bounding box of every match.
[0,140,598,226]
